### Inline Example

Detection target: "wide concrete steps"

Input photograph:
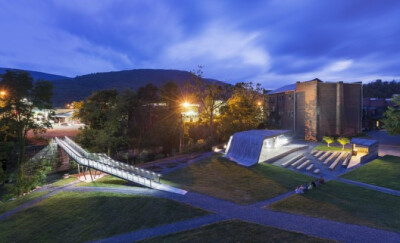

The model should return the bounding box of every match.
[281,154,303,167]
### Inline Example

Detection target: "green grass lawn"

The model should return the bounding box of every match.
[142,220,333,243]
[0,191,209,243]
[0,191,49,215]
[162,155,312,204]
[51,177,78,187]
[75,175,130,188]
[268,181,400,232]
[341,155,400,191]
[313,144,351,152]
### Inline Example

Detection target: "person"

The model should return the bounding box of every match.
[299,185,305,193]
[319,176,325,184]
[308,182,313,190]
[311,180,317,188]
[303,183,309,192]
[295,187,301,194]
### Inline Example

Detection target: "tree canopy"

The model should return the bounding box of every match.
[383,95,400,135]
[363,80,400,98]
[218,82,264,141]
[76,89,137,156]
[0,70,53,194]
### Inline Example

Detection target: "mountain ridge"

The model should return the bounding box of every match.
[0,67,70,81]
[0,67,229,107]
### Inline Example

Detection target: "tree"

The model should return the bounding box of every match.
[71,100,84,119]
[76,89,137,156]
[187,67,229,145]
[382,95,400,135]
[337,137,350,150]
[322,136,334,147]
[219,82,264,141]
[0,70,53,195]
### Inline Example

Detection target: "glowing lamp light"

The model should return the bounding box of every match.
[257,101,262,106]
[182,102,190,108]
[0,90,6,96]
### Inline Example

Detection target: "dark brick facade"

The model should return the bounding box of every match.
[266,79,362,141]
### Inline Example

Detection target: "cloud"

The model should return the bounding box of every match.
[0,0,400,87]
[324,60,353,72]
[161,23,270,81]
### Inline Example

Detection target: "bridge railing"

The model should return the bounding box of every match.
[55,137,159,187]
[63,138,162,183]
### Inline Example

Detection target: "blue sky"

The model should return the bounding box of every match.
[0,0,399,89]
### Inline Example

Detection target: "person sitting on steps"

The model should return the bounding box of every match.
[311,180,317,188]
[303,183,309,192]
[299,185,305,193]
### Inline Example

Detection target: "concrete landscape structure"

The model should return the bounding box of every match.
[266,79,363,141]
[225,129,309,167]
[350,138,379,163]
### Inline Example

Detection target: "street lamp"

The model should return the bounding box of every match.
[180,102,191,152]
[0,90,6,97]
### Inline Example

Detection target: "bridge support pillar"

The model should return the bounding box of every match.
[89,168,94,182]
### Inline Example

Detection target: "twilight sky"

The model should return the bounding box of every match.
[1,0,399,89]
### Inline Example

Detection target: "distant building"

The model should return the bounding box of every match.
[53,109,81,125]
[265,78,362,141]
[362,96,396,131]
[33,108,81,126]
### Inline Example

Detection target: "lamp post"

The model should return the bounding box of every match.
[180,102,190,153]
[0,90,7,119]
[257,100,264,123]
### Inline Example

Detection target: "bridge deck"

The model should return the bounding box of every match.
[55,137,187,195]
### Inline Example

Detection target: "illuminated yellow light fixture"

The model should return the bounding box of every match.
[0,90,6,96]
[257,101,262,106]
[182,102,190,108]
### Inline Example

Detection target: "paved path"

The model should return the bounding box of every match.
[67,186,400,243]
[162,152,213,174]
[249,191,295,208]
[94,214,226,243]
[337,178,400,196]
[0,180,79,222]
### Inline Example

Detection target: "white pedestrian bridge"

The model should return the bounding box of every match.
[55,136,187,195]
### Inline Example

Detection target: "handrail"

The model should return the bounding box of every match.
[62,137,162,182]
[55,137,161,187]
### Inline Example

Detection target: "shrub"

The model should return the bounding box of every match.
[337,137,350,150]
[322,136,335,147]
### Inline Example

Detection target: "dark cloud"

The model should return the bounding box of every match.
[0,0,399,88]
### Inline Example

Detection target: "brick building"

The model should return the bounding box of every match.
[266,79,362,141]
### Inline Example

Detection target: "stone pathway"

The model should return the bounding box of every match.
[336,178,400,196]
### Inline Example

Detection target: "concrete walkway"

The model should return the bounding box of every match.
[0,180,79,222]
[249,191,295,208]
[336,178,400,196]
[67,186,400,243]
[162,152,213,174]
[94,214,226,243]
[2,171,400,242]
